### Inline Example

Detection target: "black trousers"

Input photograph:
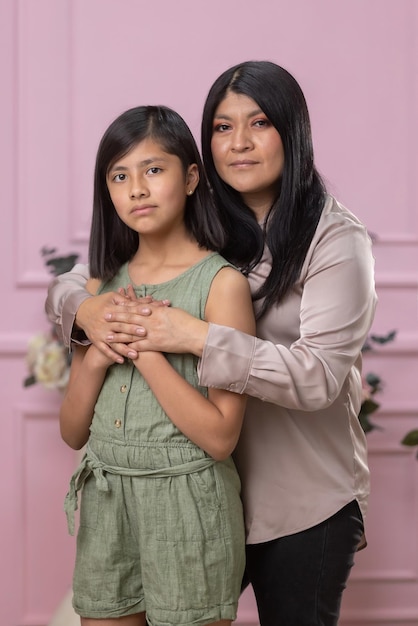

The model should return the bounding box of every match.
[244,500,364,626]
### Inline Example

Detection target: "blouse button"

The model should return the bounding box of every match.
[114,419,122,428]
[120,384,127,393]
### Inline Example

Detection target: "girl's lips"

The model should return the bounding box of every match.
[131,205,156,214]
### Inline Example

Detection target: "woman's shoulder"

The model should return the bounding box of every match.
[320,194,368,231]
[301,195,374,277]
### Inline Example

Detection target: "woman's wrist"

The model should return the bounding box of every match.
[187,318,209,357]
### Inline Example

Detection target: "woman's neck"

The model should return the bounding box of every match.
[241,191,274,221]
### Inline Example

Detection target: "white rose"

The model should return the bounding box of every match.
[26,333,50,371]
[33,340,70,390]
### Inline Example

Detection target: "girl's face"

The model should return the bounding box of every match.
[211,92,284,219]
[106,138,198,238]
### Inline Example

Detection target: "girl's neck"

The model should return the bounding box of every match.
[128,235,211,285]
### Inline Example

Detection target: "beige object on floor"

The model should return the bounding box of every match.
[48,589,78,626]
[49,448,85,626]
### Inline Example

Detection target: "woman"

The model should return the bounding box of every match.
[46,61,377,626]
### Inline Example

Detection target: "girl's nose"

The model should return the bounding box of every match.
[130,176,148,198]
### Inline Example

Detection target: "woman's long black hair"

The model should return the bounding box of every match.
[202,60,326,317]
[89,105,226,281]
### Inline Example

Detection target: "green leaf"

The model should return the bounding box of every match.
[365,372,382,391]
[45,254,79,276]
[360,398,380,416]
[23,375,36,387]
[401,430,418,447]
[358,412,378,434]
[369,330,397,345]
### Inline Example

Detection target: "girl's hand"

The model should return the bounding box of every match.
[85,343,116,370]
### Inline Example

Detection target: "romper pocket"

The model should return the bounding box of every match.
[155,466,226,542]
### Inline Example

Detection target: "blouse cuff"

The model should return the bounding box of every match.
[198,323,256,393]
[62,291,92,349]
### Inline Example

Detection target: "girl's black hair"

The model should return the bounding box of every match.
[89,105,226,280]
[201,60,326,317]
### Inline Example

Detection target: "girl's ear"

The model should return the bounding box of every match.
[186,163,199,195]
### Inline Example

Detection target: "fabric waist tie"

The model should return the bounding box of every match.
[64,443,216,535]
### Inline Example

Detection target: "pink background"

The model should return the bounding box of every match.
[1,1,417,625]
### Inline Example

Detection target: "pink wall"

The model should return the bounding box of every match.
[1,1,417,624]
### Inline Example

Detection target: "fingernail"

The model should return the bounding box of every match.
[105,313,112,320]
[136,327,145,335]
[106,334,114,341]
[127,351,137,358]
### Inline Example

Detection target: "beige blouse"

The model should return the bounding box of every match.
[45,195,377,545]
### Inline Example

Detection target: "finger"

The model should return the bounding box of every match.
[96,341,125,364]
[110,342,138,360]
[126,284,136,301]
[106,330,143,343]
[127,339,150,353]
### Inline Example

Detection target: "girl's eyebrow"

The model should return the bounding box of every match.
[108,156,169,174]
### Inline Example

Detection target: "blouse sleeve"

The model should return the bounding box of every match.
[44,263,91,347]
[198,214,377,411]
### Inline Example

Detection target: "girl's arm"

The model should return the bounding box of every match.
[133,267,255,461]
[59,344,112,449]
[59,278,114,449]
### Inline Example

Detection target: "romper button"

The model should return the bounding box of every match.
[114,419,122,428]
[120,384,127,393]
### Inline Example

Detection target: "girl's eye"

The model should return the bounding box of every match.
[147,167,162,175]
[213,123,230,133]
[113,173,126,182]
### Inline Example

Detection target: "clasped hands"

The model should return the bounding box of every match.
[75,285,203,364]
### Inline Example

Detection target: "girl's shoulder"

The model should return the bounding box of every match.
[86,277,102,295]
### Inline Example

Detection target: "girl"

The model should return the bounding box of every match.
[60,105,255,626]
[48,62,377,626]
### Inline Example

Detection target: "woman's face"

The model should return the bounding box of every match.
[211,91,284,219]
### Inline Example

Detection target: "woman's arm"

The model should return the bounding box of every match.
[133,267,255,460]
[45,264,91,346]
[130,214,377,412]
[199,217,377,410]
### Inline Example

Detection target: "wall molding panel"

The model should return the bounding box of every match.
[2,1,417,625]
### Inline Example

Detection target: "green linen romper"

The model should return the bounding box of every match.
[64,253,246,626]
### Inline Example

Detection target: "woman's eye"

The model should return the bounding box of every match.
[214,123,230,133]
[253,119,269,128]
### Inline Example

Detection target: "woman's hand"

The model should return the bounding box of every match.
[126,303,209,358]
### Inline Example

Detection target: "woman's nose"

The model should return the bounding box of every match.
[231,126,253,152]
